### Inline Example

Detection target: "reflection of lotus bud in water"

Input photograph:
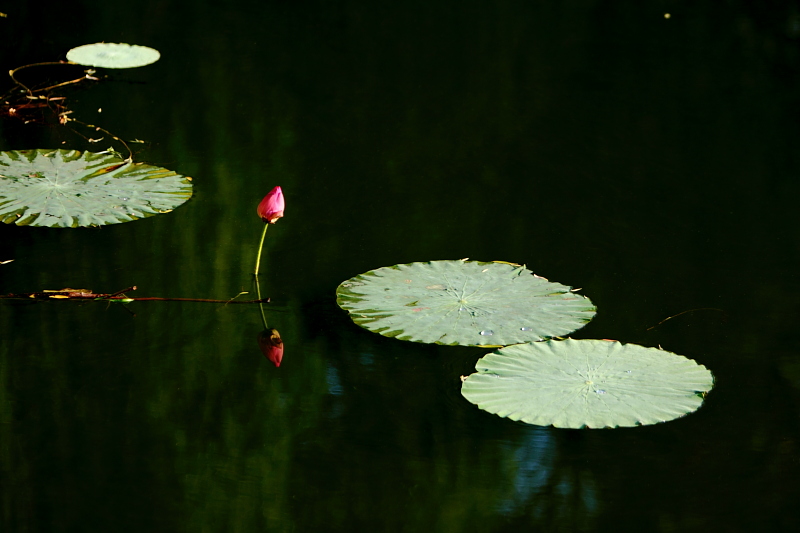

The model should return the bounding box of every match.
[258,328,284,367]
[256,186,284,224]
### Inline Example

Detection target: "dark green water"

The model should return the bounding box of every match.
[2,1,800,531]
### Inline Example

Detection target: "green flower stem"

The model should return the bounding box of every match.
[255,275,269,330]
[254,223,269,276]
[254,223,270,330]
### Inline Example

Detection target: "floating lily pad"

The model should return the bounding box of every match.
[461,339,714,428]
[66,43,160,69]
[0,149,192,227]
[336,260,596,346]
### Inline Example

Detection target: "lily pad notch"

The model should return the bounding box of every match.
[0,149,193,227]
[461,339,715,428]
[336,259,596,347]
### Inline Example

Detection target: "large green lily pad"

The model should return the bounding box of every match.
[66,43,161,69]
[336,260,596,346]
[0,149,192,227]
[461,339,714,428]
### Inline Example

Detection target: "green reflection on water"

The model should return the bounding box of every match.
[2,0,800,532]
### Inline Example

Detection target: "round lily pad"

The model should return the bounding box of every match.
[66,43,160,69]
[0,149,192,227]
[336,260,596,346]
[461,339,714,428]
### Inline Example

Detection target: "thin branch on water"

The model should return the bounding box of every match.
[7,61,80,96]
[64,118,134,161]
[3,61,133,161]
[0,285,271,304]
[646,308,726,331]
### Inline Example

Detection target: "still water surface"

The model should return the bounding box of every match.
[2,1,800,531]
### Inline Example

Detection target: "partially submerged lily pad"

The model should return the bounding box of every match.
[461,339,714,428]
[0,149,192,227]
[66,43,160,69]
[336,260,596,346]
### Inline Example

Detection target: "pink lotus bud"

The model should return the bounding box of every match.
[257,186,285,224]
[258,328,284,367]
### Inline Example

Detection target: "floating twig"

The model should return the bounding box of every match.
[0,286,271,304]
[646,308,725,331]
[7,61,80,96]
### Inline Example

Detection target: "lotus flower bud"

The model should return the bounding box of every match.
[257,186,284,224]
[258,328,284,367]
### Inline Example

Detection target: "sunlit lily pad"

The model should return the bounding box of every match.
[0,149,192,227]
[66,43,160,69]
[461,339,714,428]
[336,260,596,346]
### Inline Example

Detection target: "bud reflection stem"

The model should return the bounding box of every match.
[255,274,268,330]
